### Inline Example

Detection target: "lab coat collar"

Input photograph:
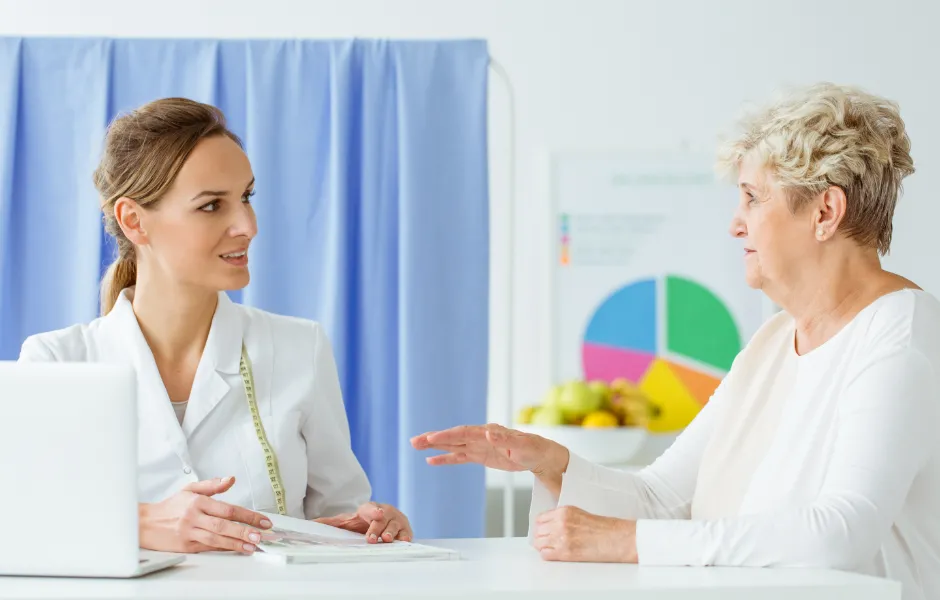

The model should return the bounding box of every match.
[106,289,244,376]
[105,289,245,455]
[106,289,193,465]
[181,292,243,436]
[201,292,243,376]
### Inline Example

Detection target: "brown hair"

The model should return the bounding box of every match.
[94,98,243,315]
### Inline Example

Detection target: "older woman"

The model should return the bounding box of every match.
[412,83,940,600]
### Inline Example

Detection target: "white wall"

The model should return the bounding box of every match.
[2,0,939,436]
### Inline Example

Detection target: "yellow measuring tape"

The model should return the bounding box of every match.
[239,343,288,516]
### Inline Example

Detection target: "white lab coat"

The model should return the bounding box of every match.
[18,288,372,520]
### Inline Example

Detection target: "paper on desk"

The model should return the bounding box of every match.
[260,512,369,541]
[253,512,459,564]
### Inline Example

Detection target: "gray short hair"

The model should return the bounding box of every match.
[717,83,915,255]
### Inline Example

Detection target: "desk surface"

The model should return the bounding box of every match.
[0,538,901,600]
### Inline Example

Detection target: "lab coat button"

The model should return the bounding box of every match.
[183,466,192,474]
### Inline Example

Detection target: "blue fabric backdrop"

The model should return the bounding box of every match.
[0,37,489,538]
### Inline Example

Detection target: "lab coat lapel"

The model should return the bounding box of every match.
[181,292,242,437]
[105,290,193,467]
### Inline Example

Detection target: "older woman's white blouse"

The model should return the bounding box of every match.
[531,289,940,600]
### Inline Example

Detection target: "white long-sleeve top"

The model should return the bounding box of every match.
[531,289,940,600]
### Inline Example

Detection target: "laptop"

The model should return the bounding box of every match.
[0,361,185,577]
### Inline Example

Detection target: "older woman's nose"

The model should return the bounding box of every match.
[729,213,747,238]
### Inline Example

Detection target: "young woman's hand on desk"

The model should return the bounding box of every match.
[411,424,571,496]
[315,502,414,543]
[138,476,272,554]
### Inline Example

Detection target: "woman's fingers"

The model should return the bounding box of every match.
[415,424,533,454]
[187,541,216,553]
[313,514,346,528]
[356,502,385,523]
[415,424,533,470]
[190,526,257,554]
[196,512,263,546]
[364,511,389,543]
[423,424,533,454]
[183,476,236,496]
[380,520,403,543]
[425,425,488,445]
[410,432,436,449]
[357,502,396,541]
[425,452,472,466]
[399,522,413,542]
[533,528,553,539]
[414,442,469,453]
[536,508,561,524]
[539,547,563,561]
[314,512,363,531]
[531,534,554,551]
[531,526,566,562]
[197,495,272,529]
[351,502,412,544]
[175,496,267,554]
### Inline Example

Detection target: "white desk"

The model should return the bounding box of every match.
[0,538,901,600]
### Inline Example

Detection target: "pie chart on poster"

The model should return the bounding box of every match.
[581,276,742,432]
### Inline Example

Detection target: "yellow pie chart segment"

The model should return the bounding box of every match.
[639,359,705,433]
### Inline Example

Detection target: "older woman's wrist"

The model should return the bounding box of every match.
[531,440,570,492]
[620,518,639,563]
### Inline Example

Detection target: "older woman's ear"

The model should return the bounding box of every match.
[813,185,848,242]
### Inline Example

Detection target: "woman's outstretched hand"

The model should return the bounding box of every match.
[411,424,571,494]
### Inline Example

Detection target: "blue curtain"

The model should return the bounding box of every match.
[0,37,489,538]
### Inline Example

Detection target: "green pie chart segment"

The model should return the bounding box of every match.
[665,275,741,371]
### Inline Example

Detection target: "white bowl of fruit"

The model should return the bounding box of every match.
[515,378,651,466]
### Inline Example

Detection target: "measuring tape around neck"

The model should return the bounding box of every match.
[239,343,288,516]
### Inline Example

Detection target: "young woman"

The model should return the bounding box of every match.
[19,98,412,554]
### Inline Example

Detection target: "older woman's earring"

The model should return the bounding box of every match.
[816,228,825,239]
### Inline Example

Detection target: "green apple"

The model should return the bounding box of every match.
[531,404,566,426]
[588,380,612,408]
[558,381,603,422]
[540,384,563,408]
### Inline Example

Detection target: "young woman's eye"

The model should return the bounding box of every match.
[242,190,255,203]
[199,200,220,213]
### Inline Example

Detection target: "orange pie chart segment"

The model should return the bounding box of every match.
[663,359,722,406]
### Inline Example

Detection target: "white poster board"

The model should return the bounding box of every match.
[550,151,769,431]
